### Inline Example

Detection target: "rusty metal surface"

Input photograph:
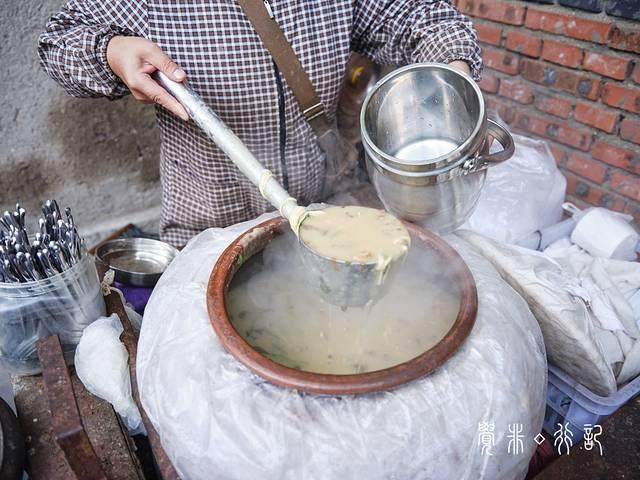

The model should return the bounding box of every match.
[37,335,107,480]
[101,275,180,480]
[535,395,640,479]
[14,370,143,480]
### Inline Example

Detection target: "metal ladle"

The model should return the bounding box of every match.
[153,71,406,307]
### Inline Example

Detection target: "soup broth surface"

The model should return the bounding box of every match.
[226,230,461,374]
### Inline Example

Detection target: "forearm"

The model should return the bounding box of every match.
[352,0,482,80]
[38,1,146,98]
[410,4,482,79]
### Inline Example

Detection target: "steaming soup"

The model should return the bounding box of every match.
[226,230,461,375]
[299,206,410,268]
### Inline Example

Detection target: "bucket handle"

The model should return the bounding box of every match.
[463,119,514,173]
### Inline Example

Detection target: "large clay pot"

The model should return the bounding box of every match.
[207,217,478,395]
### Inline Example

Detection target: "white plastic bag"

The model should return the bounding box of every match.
[464,134,566,244]
[137,213,547,480]
[75,313,144,434]
[460,230,617,396]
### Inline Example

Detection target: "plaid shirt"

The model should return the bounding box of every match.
[39,0,481,246]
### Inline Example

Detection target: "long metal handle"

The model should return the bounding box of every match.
[476,119,515,167]
[152,71,299,222]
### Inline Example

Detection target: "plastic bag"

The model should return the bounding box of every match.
[460,230,617,396]
[0,254,105,375]
[137,213,546,480]
[464,134,566,244]
[75,313,144,434]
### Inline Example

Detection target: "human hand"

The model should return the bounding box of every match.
[106,36,189,121]
[448,60,471,76]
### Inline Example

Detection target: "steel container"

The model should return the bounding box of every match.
[96,238,178,287]
[361,63,515,233]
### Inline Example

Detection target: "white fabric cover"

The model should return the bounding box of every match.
[544,242,640,386]
[137,214,547,480]
[459,230,617,396]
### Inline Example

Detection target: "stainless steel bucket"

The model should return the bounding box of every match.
[360,63,514,233]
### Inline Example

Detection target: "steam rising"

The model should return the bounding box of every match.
[225,229,463,375]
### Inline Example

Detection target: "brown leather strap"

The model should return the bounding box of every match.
[236,0,330,135]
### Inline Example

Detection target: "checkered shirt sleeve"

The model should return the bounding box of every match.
[38,0,148,99]
[351,0,483,80]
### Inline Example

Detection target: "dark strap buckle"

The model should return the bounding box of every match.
[303,102,325,122]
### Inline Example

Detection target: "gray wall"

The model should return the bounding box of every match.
[1,2,162,246]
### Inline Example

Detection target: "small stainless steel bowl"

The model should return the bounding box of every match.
[96,238,178,287]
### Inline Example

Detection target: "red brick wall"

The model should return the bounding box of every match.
[454,0,640,221]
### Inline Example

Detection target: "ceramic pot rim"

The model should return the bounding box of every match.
[206,217,478,395]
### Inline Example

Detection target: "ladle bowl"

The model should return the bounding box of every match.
[207,216,478,395]
[298,235,404,307]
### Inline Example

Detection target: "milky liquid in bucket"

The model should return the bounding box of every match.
[394,139,459,163]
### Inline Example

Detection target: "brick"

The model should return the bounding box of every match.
[609,26,640,54]
[459,0,526,25]
[475,23,502,46]
[624,203,640,223]
[592,140,640,174]
[583,52,631,80]
[482,47,520,75]
[541,40,583,68]
[485,97,516,124]
[632,64,640,85]
[479,73,500,93]
[558,0,603,14]
[606,0,640,22]
[611,171,640,200]
[498,79,534,104]
[513,112,593,150]
[521,60,600,100]
[505,31,542,57]
[525,9,613,44]
[620,117,640,145]
[549,143,568,165]
[566,152,608,183]
[565,174,627,210]
[598,191,627,212]
[565,174,605,205]
[534,94,573,118]
[574,102,618,132]
[602,83,640,114]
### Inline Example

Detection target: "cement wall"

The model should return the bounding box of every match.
[0,1,162,247]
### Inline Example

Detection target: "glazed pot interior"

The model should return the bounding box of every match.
[207,217,478,395]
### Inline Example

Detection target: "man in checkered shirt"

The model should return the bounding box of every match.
[39,0,482,247]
